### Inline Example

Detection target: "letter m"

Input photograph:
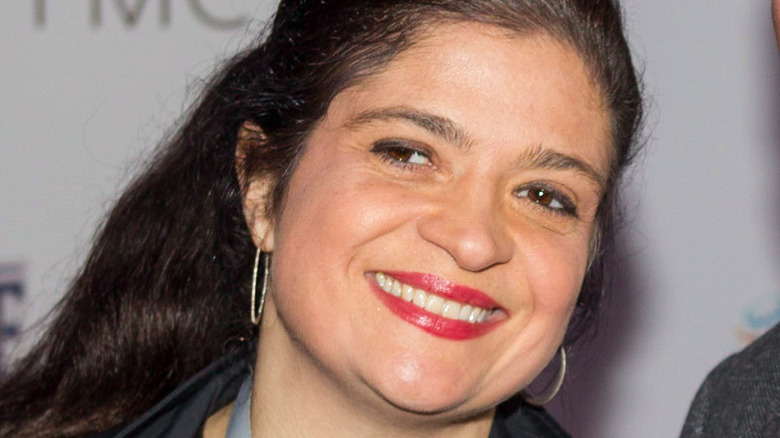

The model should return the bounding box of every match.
[92,0,170,27]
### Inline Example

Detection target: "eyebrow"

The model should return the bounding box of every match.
[346,106,606,190]
[345,106,471,150]
[517,145,606,192]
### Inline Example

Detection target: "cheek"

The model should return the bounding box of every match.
[274,177,404,263]
[267,150,408,320]
[518,228,590,323]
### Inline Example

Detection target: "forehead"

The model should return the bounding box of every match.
[323,22,611,176]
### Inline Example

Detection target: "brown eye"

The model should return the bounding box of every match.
[387,148,415,162]
[514,186,576,217]
[528,188,554,206]
[371,140,432,167]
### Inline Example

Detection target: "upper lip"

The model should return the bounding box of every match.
[380,271,502,311]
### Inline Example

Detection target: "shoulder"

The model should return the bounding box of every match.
[680,323,780,437]
[89,343,253,438]
[490,396,571,438]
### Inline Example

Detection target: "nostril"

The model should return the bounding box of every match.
[416,210,513,272]
[452,230,513,272]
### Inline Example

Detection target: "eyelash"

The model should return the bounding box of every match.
[370,139,433,170]
[371,140,577,218]
[513,184,578,218]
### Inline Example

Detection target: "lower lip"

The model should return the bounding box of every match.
[369,282,502,340]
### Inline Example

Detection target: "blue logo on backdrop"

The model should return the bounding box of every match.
[737,293,780,345]
[33,0,253,30]
[0,263,25,374]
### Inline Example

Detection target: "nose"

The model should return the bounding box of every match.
[416,188,514,272]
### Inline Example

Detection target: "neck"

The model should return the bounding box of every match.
[250,308,495,438]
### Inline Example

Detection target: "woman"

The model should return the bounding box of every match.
[0,0,642,437]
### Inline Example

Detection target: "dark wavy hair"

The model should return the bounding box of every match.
[0,0,642,436]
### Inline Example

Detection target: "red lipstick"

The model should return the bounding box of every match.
[369,271,505,340]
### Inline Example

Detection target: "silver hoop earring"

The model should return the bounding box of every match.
[521,346,566,406]
[250,249,270,325]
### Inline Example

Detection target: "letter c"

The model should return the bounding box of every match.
[190,0,248,30]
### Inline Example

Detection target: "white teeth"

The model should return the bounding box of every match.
[468,307,481,323]
[378,273,392,293]
[442,301,461,319]
[401,284,414,302]
[413,289,427,307]
[390,280,402,297]
[374,272,494,324]
[424,295,444,313]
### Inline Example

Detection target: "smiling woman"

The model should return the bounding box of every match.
[0,1,642,437]
[255,30,609,424]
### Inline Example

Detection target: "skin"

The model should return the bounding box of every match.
[240,22,611,438]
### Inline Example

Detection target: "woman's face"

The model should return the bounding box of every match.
[250,22,611,419]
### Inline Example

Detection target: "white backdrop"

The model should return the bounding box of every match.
[2,1,779,437]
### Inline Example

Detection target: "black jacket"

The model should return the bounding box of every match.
[91,344,570,438]
[680,323,780,437]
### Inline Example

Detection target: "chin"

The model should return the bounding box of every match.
[375,389,500,428]
[366,365,487,418]
[384,392,465,416]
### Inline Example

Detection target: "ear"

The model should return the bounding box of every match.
[774,0,780,49]
[236,121,275,252]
